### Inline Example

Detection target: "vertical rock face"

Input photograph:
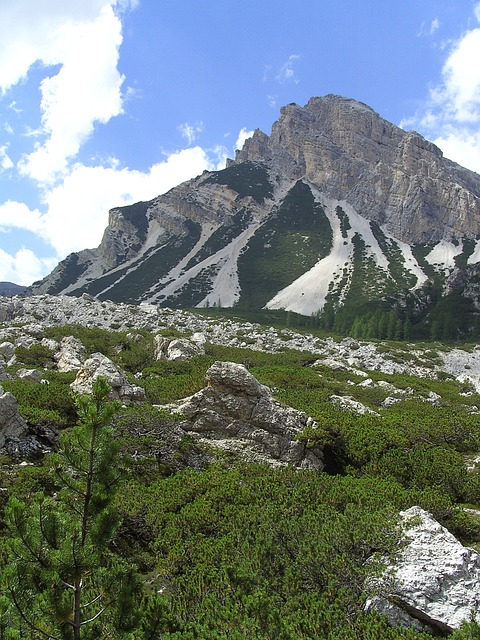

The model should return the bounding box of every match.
[367,506,480,633]
[235,95,480,244]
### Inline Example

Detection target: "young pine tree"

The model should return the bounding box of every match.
[0,377,141,640]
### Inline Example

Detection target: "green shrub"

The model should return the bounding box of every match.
[1,378,77,427]
[14,343,54,368]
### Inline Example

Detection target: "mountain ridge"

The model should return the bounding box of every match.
[28,95,480,337]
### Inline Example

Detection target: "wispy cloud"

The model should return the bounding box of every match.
[418,17,440,37]
[276,54,301,84]
[177,121,204,145]
[403,4,480,173]
[0,145,13,171]
[267,95,278,108]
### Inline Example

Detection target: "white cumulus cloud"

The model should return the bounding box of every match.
[0,0,232,284]
[403,5,480,173]
[0,201,44,235]
[16,5,125,183]
[235,128,254,151]
[0,247,57,286]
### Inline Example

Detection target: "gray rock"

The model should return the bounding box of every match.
[41,337,60,351]
[164,361,323,470]
[154,335,204,361]
[0,384,29,448]
[0,301,13,323]
[54,335,86,372]
[70,352,145,404]
[0,341,15,362]
[330,394,380,416]
[16,368,44,382]
[366,506,480,633]
[237,96,480,245]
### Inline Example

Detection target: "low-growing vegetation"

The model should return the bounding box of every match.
[2,322,480,638]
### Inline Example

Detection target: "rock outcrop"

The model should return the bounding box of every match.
[54,336,86,372]
[70,353,145,404]
[236,96,480,244]
[0,384,29,449]
[163,361,323,470]
[154,335,204,361]
[0,341,15,365]
[367,506,480,633]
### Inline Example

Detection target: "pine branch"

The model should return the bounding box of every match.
[8,586,60,640]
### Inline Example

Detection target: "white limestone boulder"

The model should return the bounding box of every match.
[367,506,480,634]
[330,394,380,416]
[16,368,44,382]
[0,341,15,364]
[54,335,86,372]
[164,361,323,470]
[154,335,204,361]
[70,352,145,404]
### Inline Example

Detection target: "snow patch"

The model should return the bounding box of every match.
[425,241,462,272]
[468,239,480,265]
[266,192,394,316]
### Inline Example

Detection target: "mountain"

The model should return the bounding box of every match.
[29,95,480,337]
[0,282,27,297]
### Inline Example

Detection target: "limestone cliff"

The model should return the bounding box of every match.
[28,95,480,321]
[235,96,480,244]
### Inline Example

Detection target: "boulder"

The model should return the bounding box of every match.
[366,506,480,633]
[0,301,13,323]
[70,352,145,404]
[154,335,204,361]
[0,384,29,448]
[16,368,44,382]
[0,341,15,363]
[164,361,323,470]
[0,364,10,381]
[330,394,380,416]
[54,335,86,372]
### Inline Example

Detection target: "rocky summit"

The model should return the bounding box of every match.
[27,95,480,338]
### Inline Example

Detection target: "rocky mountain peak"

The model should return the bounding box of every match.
[28,95,480,330]
[234,94,480,245]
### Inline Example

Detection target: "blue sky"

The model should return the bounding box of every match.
[1,0,480,285]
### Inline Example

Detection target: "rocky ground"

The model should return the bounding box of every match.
[3,294,480,634]
[1,293,479,388]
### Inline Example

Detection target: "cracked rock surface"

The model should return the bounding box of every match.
[367,506,480,633]
[163,361,323,470]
